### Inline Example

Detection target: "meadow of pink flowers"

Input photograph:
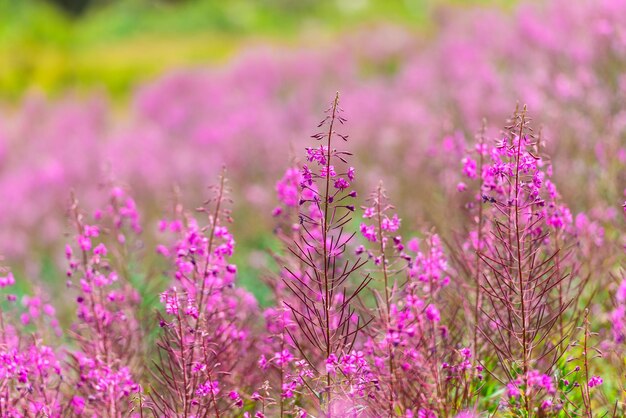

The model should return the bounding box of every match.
[0,0,624,416]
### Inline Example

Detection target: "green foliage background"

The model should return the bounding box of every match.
[0,0,517,100]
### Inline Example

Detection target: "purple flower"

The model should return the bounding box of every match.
[360,223,377,242]
[196,381,220,397]
[588,376,603,388]
[334,177,350,190]
[0,272,14,288]
[425,305,440,322]
[381,214,401,232]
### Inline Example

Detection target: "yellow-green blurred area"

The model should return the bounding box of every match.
[0,0,516,100]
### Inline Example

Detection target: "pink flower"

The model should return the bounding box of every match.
[363,207,375,218]
[196,381,219,397]
[360,223,377,242]
[83,225,100,237]
[347,167,355,181]
[425,305,440,322]
[156,244,170,257]
[460,347,472,359]
[407,238,420,252]
[506,381,521,398]
[272,206,283,216]
[541,399,553,410]
[258,354,268,370]
[334,177,350,190]
[276,167,301,207]
[417,409,437,418]
[77,235,91,251]
[381,214,401,232]
[43,304,55,317]
[229,391,243,407]
[0,272,14,288]
[160,290,179,315]
[71,396,85,415]
[326,354,338,375]
[462,157,477,179]
[282,382,296,399]
[320,165,336,178]
[305,146,328,165]
[526,370,555,395]
[65,244,73,260]
[588,376,603,388]
[93,243,107,256]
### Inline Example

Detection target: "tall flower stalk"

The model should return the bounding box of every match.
[65,187,143,417]
[358,183,403,415]
[475,107,578,415]
[282,93,371,417]
[149,172,256,417]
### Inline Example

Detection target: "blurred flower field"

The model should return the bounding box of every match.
[0,0,505,98]
[0,0,624,416]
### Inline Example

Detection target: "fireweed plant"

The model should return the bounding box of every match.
[357,184,478,416]
[455,107,604,416]
[279,93,373,417]
[0,97,621,417]
[148,172,257,416]
[0,264,64,416]
[65,187,143,416]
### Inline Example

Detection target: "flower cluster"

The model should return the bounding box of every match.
[503,370,557,413]
[0,341,63,416]
[64,187,143,415]
[150,174,257,416]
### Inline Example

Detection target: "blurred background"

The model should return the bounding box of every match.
[0,0,510,99]
[0,0,624,303]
